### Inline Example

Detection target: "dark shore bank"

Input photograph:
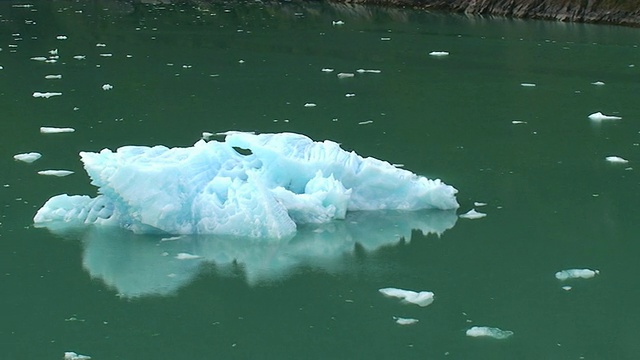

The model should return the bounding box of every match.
[326,0,640,26]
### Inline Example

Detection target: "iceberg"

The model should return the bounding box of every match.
[33,132,458,238]
[379,287,435,307]
[555,268,599,281]
[14,152,41,163]
[588,112,621,121]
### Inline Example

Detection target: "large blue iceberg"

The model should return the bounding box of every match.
[34,131,459,238]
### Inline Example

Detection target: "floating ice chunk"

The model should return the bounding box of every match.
[562,285,572,291]
[38,170,74,177]
[337,72,354,79]
[56,35,68,40]
[31,56,48,61]
[358,120,373,125]
[591,81,605,86]
[332,20,345,25]
[588,112,621,121]
[466,326,513,339]
[459,209,486,219]
[0,66,3,70]
[429,51,449,56]
[202,132,214,140]
[606,156,628,164]
[394,317,419,325]
[473,202,487,207]
[96,43,107,47]
[33,92,62,98]
[40,126,75,134]
[45,74,62,79]
[380,37,391,41]
[49,49,58,55]
[64,352,91,360]
[555,268,599,281]
[379,288,435,307]
[321,68,334,72]
[73,55,86,60]
[356,69,381,73]
[175,253,201,260]
[345,93,356,97]
[160,235,183,242]
[99,53,113,57]
[304,103,317,107]
[102,84,113,91]
[511,120,527,124]
[520,83,536,87]
[14,152,41,163]
[33,132,458,238]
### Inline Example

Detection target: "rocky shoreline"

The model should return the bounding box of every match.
[328,0,640,26]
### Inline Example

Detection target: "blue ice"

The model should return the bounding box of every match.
[34,132,458,238]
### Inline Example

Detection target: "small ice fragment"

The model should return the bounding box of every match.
[345,93,356,97]
[591,81,605,86]
[394,317,419,325]
[466,326,513,339]
[73,55,86,60]
[337,72,354,79]
[238,59,245,64]
[202,132,214,140]
[606,156,628,164]
[56,35,68,40]
[38,170,74,177]
[429,51,449,56]
[160,236,183,242]
[175,253,201,260]
[40,126,75,134]
[332,20,345,25]
[321,68,334,72]
[473,202,487,207]
[555,269,599,281]
[14,152,41,163]
[64,352,91,360]
[31,56,47,61]
[520,83,536,87]
[380,37,391,41]
[33,92,62,98]
[588,112,621,121]
[96,43,107,47]
[45,74,62,79]
[49,49,58,55]
[102,84,113,91]
[379,288,435,307]
[459,209,486,219]
[0,66,3,70]
[512,120,527,124]
[99,53,113,57]
[562,286,572,291]
[357,69,382,74]
[304,103,317,107]
[358,120,373,125]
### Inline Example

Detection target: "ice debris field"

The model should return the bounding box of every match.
[34,131,459,238]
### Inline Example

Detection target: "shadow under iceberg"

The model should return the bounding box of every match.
[42,209,457,298]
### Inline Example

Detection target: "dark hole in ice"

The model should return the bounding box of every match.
[232,147,253,156]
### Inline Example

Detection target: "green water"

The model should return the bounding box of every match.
[2,1,640,359]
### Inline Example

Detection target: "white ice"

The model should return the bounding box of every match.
[14,152,41,163]
[321,68,334,72]
[40,126,75,133]
[429,51,449,56]
[466,326,513,339]
[64,352,90,360]
[606,156,628,164]
[73,55,86,60]
[304,103,317,107]
[337,72,354,79]
[33,132,458,239]
[394,317,419,325]
[38,170,74,177]
[591,81,605,86]
[102,84,113,90]
[33,92,62,98]
[56,35,68,40]
[555,268,599,281]
[379,287,435,307]
[356,69,381,73]
[45,74,62,79]
[31,56,47,61]
[588,112,621,121]
[332,20,344,25]
[459,209,486,219]
[520,83,536,87]
[175,253,201,260]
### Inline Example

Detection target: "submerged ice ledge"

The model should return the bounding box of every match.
[34,131,459,238]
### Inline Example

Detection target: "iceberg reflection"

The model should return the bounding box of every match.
[46,209,457,297]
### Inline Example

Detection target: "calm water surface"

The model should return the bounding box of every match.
[2,1,640,359]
